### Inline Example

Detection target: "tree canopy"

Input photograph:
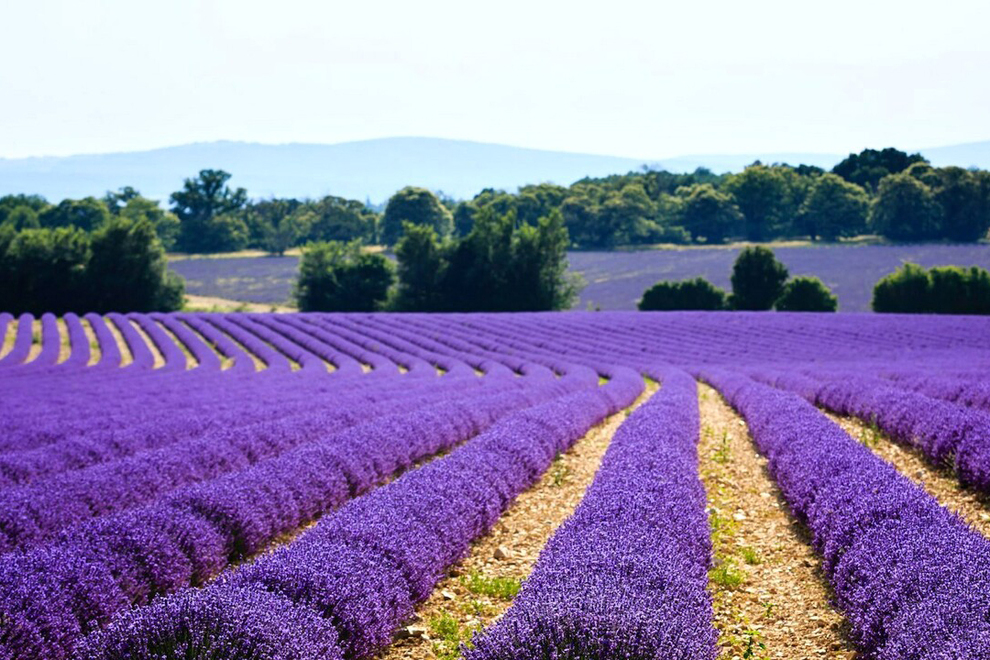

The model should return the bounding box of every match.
[169,169,249,253]
[381,187,453,246]
[729,246,789,310]
[294,241,394,312]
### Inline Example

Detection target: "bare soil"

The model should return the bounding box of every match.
[698,383,856,660]
[183,293,297,313]
[376,382,658,660]
[828,412,990,539]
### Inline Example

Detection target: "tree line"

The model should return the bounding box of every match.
[637,247,990,315]
[2,147,988,261]
[0,216,182,315]
[294,208,576,312]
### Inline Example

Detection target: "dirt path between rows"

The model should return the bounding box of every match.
[377,382,658,660]
[698,383,856,660]
[828,412,990,540]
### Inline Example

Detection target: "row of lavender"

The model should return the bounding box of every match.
[4,312,990,658]
[3,313,615,659]
[703,371,990,658]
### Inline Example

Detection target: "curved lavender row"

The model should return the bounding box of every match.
[203,315,292,372]
[106,313,155,370]
[0,314,33,367]
[78,370,642,660]
[364,315,526,378]
[0,377,502,552]
[84,314,121,369]
[371,315,554,379]
[1,375,583,660]
[324,316,479,378]
[0,370,427,466]
[283,316,400,376]
[755,368,990,493]
[130,314,189,372]
[467,368,717,660]
[704,369,990,659]
[31,314,62,368]
[304,317,436,376]
[228,315,327,373]
[0,363,429,455]
[253,316,363,376]
[881,372,990,413]
[179,314,257,372]
[61,314,91,369]
[0,312,10,345]
[152,314,221,371]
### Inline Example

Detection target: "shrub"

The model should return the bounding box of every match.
[294,240,394,312]
[774,276,838,312]
[872,263,990,314]
[729,246,788,310]
[87,217,184,313]
[638,277,727,311]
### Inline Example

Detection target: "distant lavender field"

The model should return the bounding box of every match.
[170,244,990,312]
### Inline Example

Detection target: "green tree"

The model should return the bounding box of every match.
[304,196,378,244]
[119,197,181,251]
[86,216,184,312]
[679,184,742,244]
[870,173,943,241]
[102,187,141,215]
[724,164,790,241]
[514,184,568,226]
[833,147,927,190]
[0,195,49,226]
[872,263,932,312]
[3,206,40,231]
[442,207,516,310]
[170,169,249,252]
[799,173,869,241]
[599,183,661,246]
[774,276,838,312]
[0,226,90,314]
[638,277,727,311]
[381,187,453,245]
[559,185,604,247]
[927,266,990,314]
[729,246,789,310]
[38,197,110,232]
[930,167,990,242]
[294,241,394,312]
[392,223,447,311]
[507,209,577,310]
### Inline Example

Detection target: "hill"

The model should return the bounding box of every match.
[2,137,989,204]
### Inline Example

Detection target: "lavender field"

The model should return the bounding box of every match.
[3,310,990,658]
[169,244,990,311]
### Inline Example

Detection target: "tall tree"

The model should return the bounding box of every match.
[86,216,184,312]
[392,223,447,311]
[724,164,790,241]
[832,147,927,190]
[679,184,742,244]
[870,173,943,241]
[170,169,249,252]
[381,187,453,245]
[0,194,49,225]
[729,246,789,310]
[799,173,869,240]
[294,241,394,312]
[931,167,990,242]
[0,227,90,314]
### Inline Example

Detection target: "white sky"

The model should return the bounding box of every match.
[1,0,988,159]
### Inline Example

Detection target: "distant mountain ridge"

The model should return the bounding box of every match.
[1,136,988,204]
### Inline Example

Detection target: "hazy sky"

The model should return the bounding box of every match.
[2,0,988,159]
